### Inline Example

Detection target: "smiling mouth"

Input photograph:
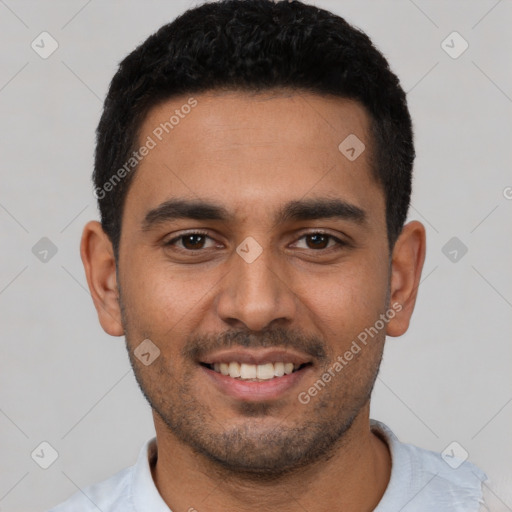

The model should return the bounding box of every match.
[200,361,312,381]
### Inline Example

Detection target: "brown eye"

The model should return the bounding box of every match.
[305,233,330,249]
[181,234,206,250]
[165,232,215,251]
[293,232,344,250]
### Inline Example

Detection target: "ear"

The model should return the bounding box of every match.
[80,220,124,336]
[386,220,426,337]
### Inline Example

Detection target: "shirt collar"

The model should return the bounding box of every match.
[131,437,172,511]
[370,419,413,510]
[130,426,400,512]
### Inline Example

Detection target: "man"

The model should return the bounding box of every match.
[49,0,489,510]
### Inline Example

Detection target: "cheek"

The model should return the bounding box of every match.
[295,259,389,339]
[121,236,390,341]
[120,256,222,334]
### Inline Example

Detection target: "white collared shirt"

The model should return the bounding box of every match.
[48,420,489,511]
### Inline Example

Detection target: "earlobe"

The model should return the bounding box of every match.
[386,220,426,337]
[80,220,124,337]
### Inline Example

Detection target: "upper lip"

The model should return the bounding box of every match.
[199,348,312,366]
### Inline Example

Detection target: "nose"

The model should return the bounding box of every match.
[215,239,297,331]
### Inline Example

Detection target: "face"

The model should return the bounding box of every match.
[84,90,423,476]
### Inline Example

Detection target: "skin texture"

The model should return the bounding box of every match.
[81,90,426,512]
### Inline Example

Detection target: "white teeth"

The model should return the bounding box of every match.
[256,363,275,380]
[228,362,241,378]
[240,363,257,379]
[274,362,285,377]
[209,361,305,380]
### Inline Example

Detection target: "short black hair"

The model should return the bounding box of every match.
[94,0,414,259]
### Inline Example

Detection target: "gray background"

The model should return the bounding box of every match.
[0,0,511,510]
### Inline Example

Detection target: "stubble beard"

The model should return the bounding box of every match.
[119,290,384,479]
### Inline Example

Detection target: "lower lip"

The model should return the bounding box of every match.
[201,365,312,401]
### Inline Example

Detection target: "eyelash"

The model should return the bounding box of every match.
[164,230,347,252]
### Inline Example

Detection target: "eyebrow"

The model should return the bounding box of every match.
[141,197,367,232]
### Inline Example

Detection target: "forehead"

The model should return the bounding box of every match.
[123,90,384,226]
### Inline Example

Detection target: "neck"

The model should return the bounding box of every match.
[151,404,391,512]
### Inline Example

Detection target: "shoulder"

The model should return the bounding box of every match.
[404,441,487,507]
[46,437,160,512]
[47,465,135,512]
[371,420,487,511]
